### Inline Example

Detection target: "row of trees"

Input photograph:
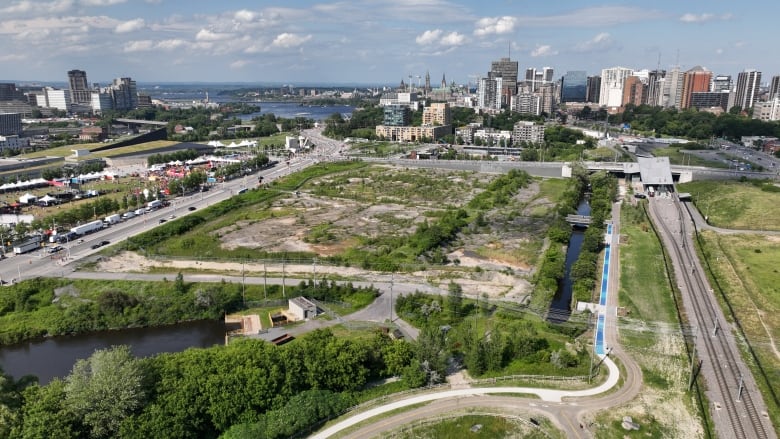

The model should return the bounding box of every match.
[578,104,780,140]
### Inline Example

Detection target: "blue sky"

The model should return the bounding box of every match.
[1,0,777,85]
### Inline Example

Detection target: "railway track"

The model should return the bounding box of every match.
[649,195,774,439]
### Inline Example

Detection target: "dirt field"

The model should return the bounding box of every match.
[96,166,555,301]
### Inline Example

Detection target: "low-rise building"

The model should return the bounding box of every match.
[753,99,780,122]
[288,297,318,321]
[0,112,22,135]
[0,135,29,151]
[512,121,545,145]
[375,124,450,142]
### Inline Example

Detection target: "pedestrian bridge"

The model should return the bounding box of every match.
[565,214,592,226]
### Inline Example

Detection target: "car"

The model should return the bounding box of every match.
[91,243,101,250]
[48,245,63,253]
[188,206,196,211]
[158,218,167,224]
[100,240,110,246]
[169,214,176,219]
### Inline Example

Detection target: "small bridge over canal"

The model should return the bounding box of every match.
[565,214,592,227]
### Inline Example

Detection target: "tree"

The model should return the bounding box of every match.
[65,345,147,439]
[447,281,463,317]
[17,380,81,439]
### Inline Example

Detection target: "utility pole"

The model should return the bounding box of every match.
[241,261,246,306]
[688,330,698,391]
[263,262,267,300]
[389,273,394,322]
[282,260,286,298]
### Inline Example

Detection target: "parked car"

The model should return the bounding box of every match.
[91,243,101,250]
[158,218,167,224]
[188,206,196,211]
[48,245,63,253]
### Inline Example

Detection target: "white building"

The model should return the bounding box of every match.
[662,67,684,109]
[512,121,545,145]
[599,67,633,108]
[379,92,421,111]
[753,99,780,121]
[288,297,318,321]
[90,91,114,114]
[511,93,541,115]
[44,88,71,112]
[478,77,502,111]
[473,128,512,145]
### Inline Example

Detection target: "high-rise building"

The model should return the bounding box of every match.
[90,91,114,114]
[537,83,555,115]
[733,70,762,110]
[753,99,780,121]
[383,104,411,126]
[489,57,518,106]
[690,92,730,111]
[512,121,544,145]
[599,67,633,107]
[585,76,601,104]
[621,76,647,107]
[647,70,666,106]
[711,75,732,92]
[661,67,684,109]
[680,66,712,109]
[478,77,502,110]
[422,102,452,128]
[44,87,71,111]
[0,113,22,135]
[769,75,780,101]
[109,77,138,110]
[560,71,587,103]
[524,67,554,93]
[0,83,24,101]
[511,93,540,115]
[68,69,92,104]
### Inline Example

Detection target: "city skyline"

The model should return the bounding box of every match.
[1,0,778,85]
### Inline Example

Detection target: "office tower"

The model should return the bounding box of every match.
[599,67,633,107]
[733,70,762,110]
[542,67,554,83]
[586,76,601,104]
[560,71,587,103]
[110,77,138,110]
[0,113,23,136]
[662,67,684,109]
[680,66,712,109]
[383,104,411,126]
[646,70,666,106]
[44,87,71,111]
[690,92,729,111]
[711,75,732,92]
[767,76,780,101]
[489,57,518,106]
[68,69,92,104]
[90,91,114,114]
[621,76,647,107]
[536,83,555,115]
[0,83,23,101]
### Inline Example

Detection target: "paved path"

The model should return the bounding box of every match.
[311,357,619,439]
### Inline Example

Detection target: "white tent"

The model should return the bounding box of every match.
[208,140,225,147]
[226,142,239,148]
[19,193,37,204]
[38,195,58,206]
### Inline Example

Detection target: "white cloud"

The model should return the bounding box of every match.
[416,29,442,45]
[195,28,233,41]
[531,45,557,57]
[230,59,249,69]
[80,0,125,5]
[573,32,615,52]
[474,16,516,37]
[271,32,311,48]
[679,12,732,23]
[123,40,154,53]
[234,9,255,22]
[0,54,27,62]
[715,48,724,55]
[416,29,465,47]
[156,38,187,51]
[5,0,74,14]
[679,13,714,23]
[115,18,145,33]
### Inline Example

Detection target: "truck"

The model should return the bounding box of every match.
[104,214,121,226]
[13,235,43,254]
[146,200,163,211]
[70,220,104,236]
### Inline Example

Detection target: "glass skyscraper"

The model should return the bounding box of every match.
[560,71,587,103]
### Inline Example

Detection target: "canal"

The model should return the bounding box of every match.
[0,320,227,384]
[548,199,591,323]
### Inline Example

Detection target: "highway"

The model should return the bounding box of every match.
[649,195,776,439]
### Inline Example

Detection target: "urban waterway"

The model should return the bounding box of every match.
[0,320,227,384]
[240,102,354,121]
[548,199,591,323]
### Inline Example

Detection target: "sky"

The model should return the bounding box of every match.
[1,0,778,86]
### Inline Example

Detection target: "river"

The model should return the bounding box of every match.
[0,320,227,384]
[239,102,354,121]
[548,199,591,323]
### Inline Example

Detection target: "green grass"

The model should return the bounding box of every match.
[392,414,559,439]
[697,231,780,428]
[677,180,780,231]
[652,146,728,168]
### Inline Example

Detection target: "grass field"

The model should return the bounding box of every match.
[651,146,728,168]
[696,231,780,429]
[390,413,562,439]
[677,180,780,231]
[590,202,705,438]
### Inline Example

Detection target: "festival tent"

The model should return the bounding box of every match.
[38,195,58,206]
[18,193,37,204]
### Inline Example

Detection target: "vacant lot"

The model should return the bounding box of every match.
[677,180,780,231]
[98,165,563,301]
